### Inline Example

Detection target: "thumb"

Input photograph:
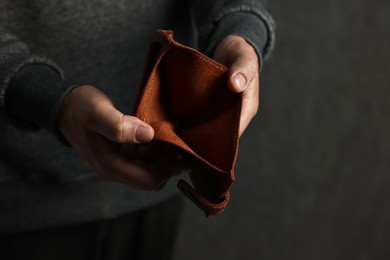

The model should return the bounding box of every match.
[213,35,259,93]
[94,108,154,144]
[227,43,258,93]
[83,92,154,143]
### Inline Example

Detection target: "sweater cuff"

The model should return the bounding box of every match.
[205,12,271,70]
[5,64,79,142]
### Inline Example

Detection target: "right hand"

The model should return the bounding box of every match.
[58,85,187,191]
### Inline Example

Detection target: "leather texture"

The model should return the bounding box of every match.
[134,30,242,217]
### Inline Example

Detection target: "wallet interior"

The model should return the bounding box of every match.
[134,30,242,215]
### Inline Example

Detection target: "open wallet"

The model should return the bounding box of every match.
[133,30,242,217]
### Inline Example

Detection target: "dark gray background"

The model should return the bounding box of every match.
[174,0,390,259]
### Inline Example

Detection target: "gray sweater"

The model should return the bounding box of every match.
[0,0,275,233]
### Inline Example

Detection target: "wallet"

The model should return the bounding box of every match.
[134,30,242,217]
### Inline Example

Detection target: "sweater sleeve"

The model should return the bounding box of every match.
[0,28,78,135]
[188,0,276,67]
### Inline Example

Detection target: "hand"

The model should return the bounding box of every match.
[58,85,187,191]
[213,35,260,136]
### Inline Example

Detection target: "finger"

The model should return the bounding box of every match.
[213,35,259,93]
[96,153,166,191]
[228,52,258,93]
[92,142,192,191]
[136,141,166,162]
[119,143,138,158]
[90,105,154,144]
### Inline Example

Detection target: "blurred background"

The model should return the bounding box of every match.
[174,0,390,259]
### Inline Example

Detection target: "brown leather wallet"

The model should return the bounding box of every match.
[134,30,242,217]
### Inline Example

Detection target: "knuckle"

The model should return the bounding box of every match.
[248,60,259,73]
[240,57,258,78]
[111,115,126,142]
[233,59,258,80]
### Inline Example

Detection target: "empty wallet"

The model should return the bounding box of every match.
[133,30,242,217]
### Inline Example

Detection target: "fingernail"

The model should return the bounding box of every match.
[233,73,246,91]
[135,126,153,143]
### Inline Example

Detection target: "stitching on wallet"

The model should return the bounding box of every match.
[195,54,226,72]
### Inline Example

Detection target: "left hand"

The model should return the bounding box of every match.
[58,85,187,191]
[213,35,260,137]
